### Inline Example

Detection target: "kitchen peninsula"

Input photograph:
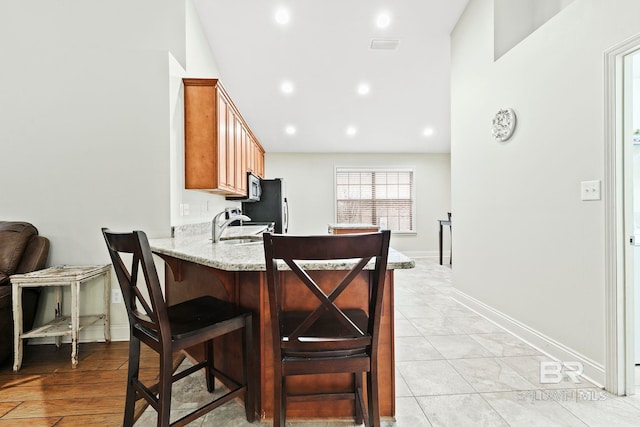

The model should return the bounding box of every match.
[149,226,414,421]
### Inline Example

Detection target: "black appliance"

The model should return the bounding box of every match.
[241,178,288,233]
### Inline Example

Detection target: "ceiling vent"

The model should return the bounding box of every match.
[370,39,400,50]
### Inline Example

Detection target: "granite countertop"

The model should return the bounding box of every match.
[149,227,415,272]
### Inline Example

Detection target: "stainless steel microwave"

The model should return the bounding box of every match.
[226,172,261,202]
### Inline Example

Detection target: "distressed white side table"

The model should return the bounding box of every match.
[11,264,111,371]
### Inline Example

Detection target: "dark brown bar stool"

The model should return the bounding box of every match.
[263,230,391,427]
[102,228,254,427]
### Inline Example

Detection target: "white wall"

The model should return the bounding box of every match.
[0,0,179,335]
[494,0,576,59]
[266,152,451,254]
[0,0,234,341]
[171,0,243,227]
[451,0,640,374]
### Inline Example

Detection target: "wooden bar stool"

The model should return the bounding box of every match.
[102,228,255,427]
[263,230,391,427]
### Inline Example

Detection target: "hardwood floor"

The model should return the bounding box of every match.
[0,341,156,426]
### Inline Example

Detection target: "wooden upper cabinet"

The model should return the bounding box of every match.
[183,78,265,195]
[251,134,265,177]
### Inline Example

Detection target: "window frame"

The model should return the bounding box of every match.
[334,166,417,234]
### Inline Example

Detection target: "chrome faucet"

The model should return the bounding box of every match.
[212,210,251,243]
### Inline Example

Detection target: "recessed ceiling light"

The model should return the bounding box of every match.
[376,12,391,29]
[285,125,296,135]
[280,81,294,95]
[357,83,370,96]
[423,127,435,137]
[346,126,358,137]
[275,8,290,25]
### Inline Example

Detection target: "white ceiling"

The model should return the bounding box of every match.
[192,0,469,153]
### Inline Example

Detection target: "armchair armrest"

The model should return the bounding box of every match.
[15,235,49,274]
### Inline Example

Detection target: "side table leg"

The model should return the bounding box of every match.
[71,280,80,368]
[449,226,453,265]
[104,269,111,343]
[439,223,444,265]
[12,283,23,372]
[54,286,62,348]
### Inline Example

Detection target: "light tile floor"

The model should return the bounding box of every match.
[138,257,640,426]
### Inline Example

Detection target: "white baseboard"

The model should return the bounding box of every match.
[28,324,130,345]
[452,289,605,388]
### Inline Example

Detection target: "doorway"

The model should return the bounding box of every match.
[604,33,640,397]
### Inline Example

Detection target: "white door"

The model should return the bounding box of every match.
[628,51,640,366]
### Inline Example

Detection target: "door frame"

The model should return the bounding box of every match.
[604,32,640,396]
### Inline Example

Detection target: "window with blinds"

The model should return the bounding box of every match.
[335,168,415,232]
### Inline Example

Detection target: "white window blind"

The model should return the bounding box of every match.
[335,168,414,232]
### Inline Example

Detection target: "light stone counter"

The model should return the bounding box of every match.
[149,232,415,272]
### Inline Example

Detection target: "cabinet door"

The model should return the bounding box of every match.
[235,117,246,194]
[255,144,265,178]
[226,102,236,191]
[246,134,256,174]
[217,92,228,189]
[185,81,225,190]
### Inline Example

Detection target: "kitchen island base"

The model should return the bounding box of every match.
[160,257,396,421]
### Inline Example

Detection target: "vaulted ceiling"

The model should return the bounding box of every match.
[193,0,469,153]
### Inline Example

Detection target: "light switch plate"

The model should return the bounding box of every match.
[581,180,601,201]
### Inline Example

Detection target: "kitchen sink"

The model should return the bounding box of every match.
[218,238,263,246]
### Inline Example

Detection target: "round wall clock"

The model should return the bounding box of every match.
[491,108,517,142]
